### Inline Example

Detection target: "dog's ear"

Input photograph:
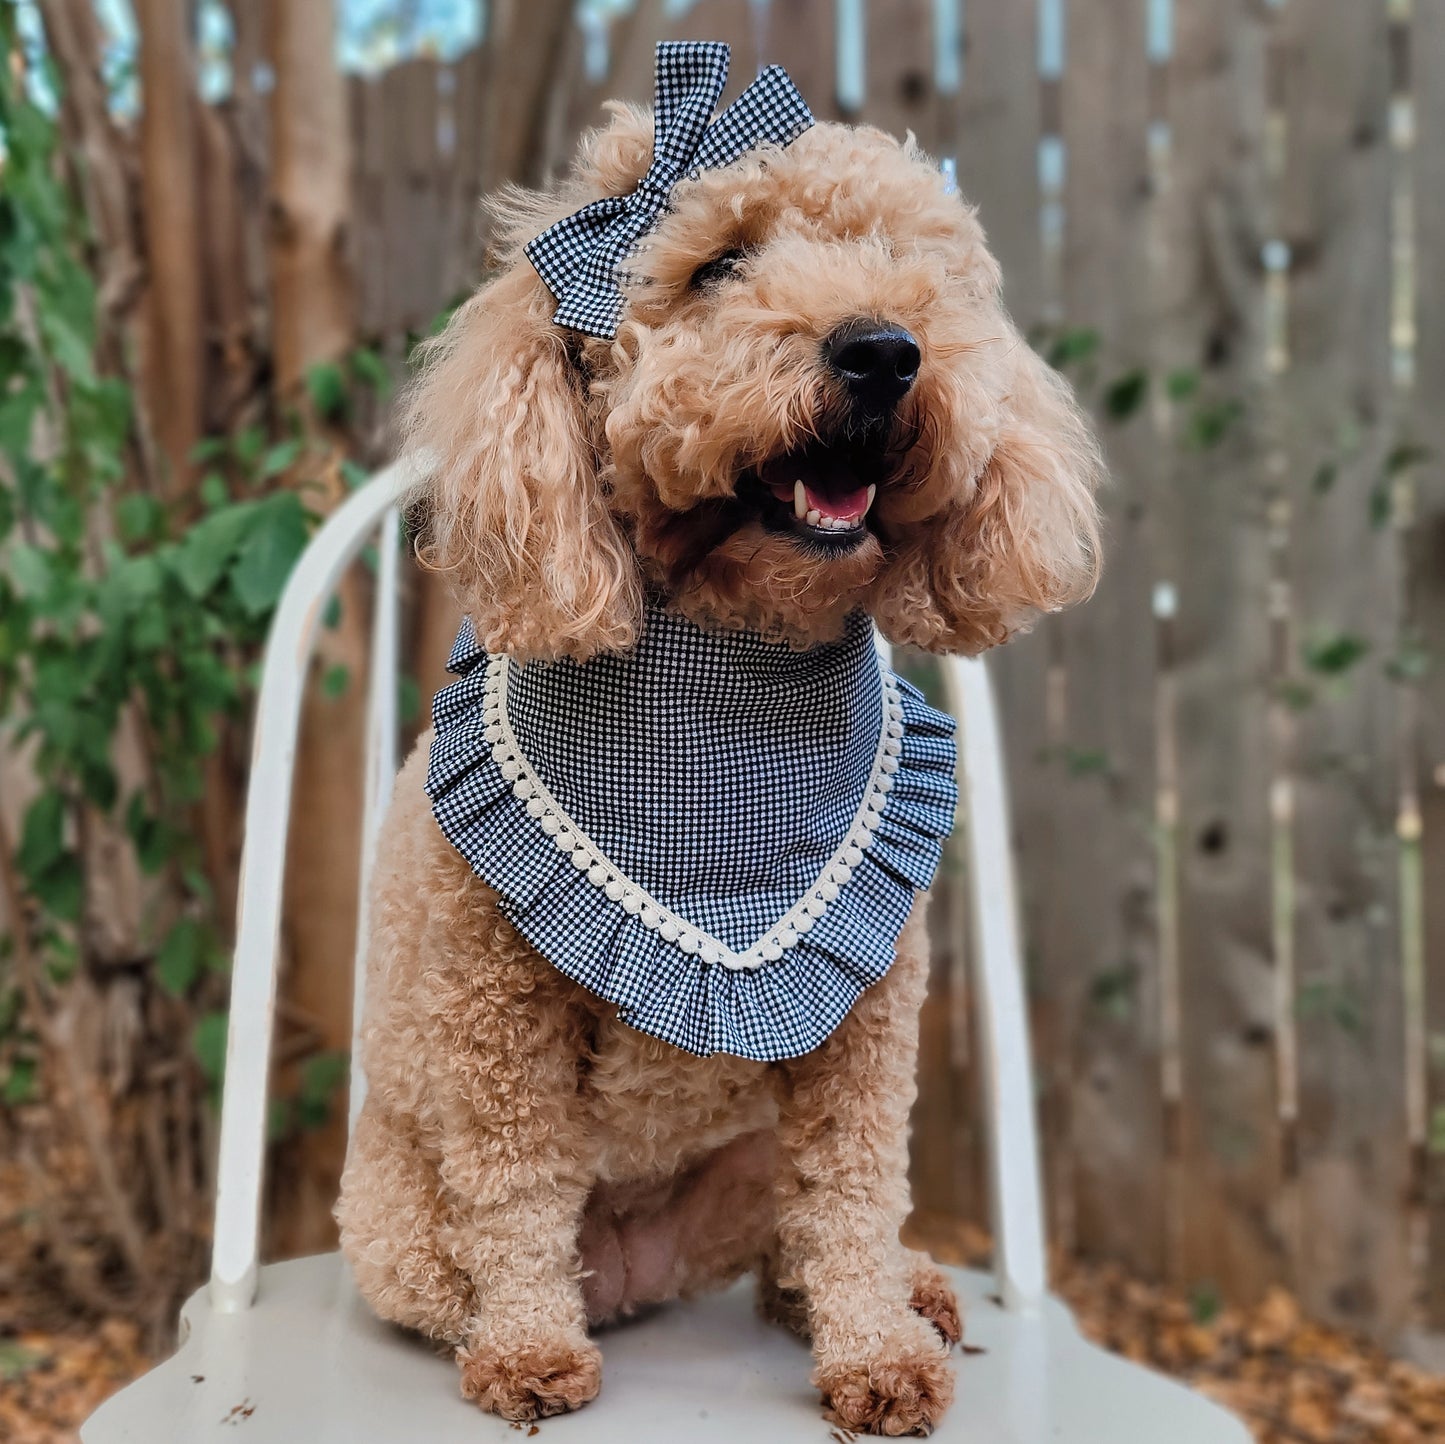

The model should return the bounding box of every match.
[403,259,643,663]
[874,339,1102,654]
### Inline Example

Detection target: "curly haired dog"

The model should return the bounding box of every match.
[336,98,1101,1437]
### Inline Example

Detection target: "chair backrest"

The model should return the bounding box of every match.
[208,466,1047,1316]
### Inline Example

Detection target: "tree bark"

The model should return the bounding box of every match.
[135,0,205,495]
[266,0,355,394]
[264,0,365,1256]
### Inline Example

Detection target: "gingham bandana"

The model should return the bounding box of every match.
[426,606,958,1060]
[525,40,814,338]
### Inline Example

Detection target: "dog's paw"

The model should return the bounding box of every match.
[817,1330,955,1437]
[908,1262,963,1347]
[456,1336,602,1420]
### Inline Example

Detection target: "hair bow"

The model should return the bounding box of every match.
[525,41,814,339]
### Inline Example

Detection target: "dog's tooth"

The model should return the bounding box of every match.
[865,483,877,514]
[806,508,821,526]
[794,479,807,520]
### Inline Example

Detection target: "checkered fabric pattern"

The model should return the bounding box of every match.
[427,606,957,1060]
[524,40,814,338]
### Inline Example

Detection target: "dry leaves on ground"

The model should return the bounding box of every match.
[911,1213,1445,1444]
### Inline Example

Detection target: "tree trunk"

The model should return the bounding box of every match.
[135,0,204,495]
[264,0,366,1257]
[267,0,354,394]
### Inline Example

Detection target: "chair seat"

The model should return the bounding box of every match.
[84,1253,1249,1442]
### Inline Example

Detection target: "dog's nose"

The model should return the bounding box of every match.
[824,320,921,410]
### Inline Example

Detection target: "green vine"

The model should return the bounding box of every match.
[0,13,377,1311]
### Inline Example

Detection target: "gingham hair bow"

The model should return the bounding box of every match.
[525,41,814,338]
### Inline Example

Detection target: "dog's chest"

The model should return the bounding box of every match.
[580,1012,777,1185]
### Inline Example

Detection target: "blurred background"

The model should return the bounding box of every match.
[2,0,1445,1440]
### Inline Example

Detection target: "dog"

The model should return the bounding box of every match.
[337,45,1100,1437]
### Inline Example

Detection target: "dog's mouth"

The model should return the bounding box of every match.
[747,439,889,553]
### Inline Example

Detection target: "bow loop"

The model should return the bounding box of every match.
[525,41,814,338]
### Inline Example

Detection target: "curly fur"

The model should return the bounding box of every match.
[340,102,1103,1434]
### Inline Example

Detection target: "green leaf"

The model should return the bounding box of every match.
[0,1338,47,1380]
[1088,965,1137,1021]
[125,793,174,875]
[1385,441,1432,476]
[99,552,163,615]
[1369,482,1392,531]
[1063,747,1110,777]
[8,543,51,599]
[28,854,82,922]
[348,346,391,397]
[1303,633,1369,676]
[1189,1283,1222,1326]
[297,1049,349,1129]
[322,594,343,629]
[233,424,266,469]
[258,438,304,481]
[17,790,66,880]
[321,663,350,699]
[38,306,95,381]
[340,459,370,492]
[169,503,256,598]
[116,492,164,543]
[1045,327,1100,372]
[1,1056,38,1107]
[230,493,309,616]
[156,917,206,997]
[267,1096,294,1143]
[1165,368,1200,402]
[305,360,349,423]
[398,672,420,724]
[1311,461,1338,495]
[189,435,230,464]
[1103,369,1149,421]
[1386,640,1431,683]
[192,1009,229,1085]
[1184,397,1244,451]
[199,471,230,510]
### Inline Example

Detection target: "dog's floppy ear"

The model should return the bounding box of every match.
[874,340,1103,654]
[404,258,643,663]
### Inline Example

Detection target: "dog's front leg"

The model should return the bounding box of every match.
[432,931,602,1422]
[773,902,956,1436]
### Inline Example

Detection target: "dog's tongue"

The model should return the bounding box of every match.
[762,456,873,522]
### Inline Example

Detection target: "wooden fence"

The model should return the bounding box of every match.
[155,0,1445,1346]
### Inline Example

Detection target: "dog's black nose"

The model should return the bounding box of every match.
[824,320,921,410]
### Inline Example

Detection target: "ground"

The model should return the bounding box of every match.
[4,1220,1444,1442]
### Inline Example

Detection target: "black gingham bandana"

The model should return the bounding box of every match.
[426,606,957,1060]
[525,40,814,338]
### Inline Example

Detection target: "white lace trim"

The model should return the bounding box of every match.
[480,653,905,972]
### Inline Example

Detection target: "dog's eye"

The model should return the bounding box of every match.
[689,248,747,290]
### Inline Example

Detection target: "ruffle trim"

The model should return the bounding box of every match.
[426,650,957,1061]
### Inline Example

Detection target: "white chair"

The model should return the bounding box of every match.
[84,463,1250,1443]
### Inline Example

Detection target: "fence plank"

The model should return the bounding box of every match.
[1413,0,1445,1335]
[760,0,840,122]
[1054,0,1167,1282]
[1278,0,1412,1341]
[865,0,935,147]
[1162,0,1284,1309]
[947,0,1062,1255]
[399,58,444,335]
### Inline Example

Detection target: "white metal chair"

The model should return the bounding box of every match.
[83,464,1250,1442]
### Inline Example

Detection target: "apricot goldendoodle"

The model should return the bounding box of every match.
[337,44,1100,1437]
